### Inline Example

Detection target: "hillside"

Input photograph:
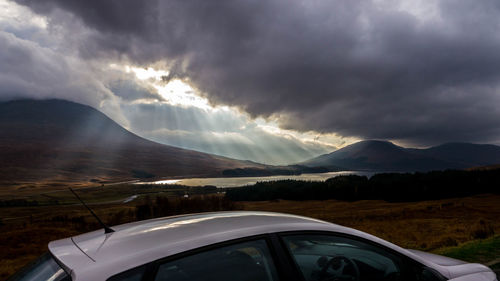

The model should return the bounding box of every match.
[0,99,262,187]
[302,140,500,171]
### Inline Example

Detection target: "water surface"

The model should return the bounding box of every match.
[136,171,375,188]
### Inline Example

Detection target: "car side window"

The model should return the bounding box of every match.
[107,265,147,281]
[154,239,279,281]
[282,234,406,281]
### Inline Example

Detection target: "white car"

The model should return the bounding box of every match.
[9,211,497,281]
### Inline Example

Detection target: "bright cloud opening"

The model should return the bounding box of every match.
[105,63,353,164]
[155,80,212,110]
[128,66,169,81]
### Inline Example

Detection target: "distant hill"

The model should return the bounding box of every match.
[302,140,500,171]
[0,99,263,186]
[467,164,500,171]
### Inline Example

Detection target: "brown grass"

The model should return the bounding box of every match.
[0,203,138,279]
[241,194,500,250]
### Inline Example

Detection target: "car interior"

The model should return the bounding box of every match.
[283,235,404,281]
[154,240,278,281]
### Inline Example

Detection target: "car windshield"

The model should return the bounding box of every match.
[7,252,71,281]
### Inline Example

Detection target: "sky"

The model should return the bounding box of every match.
[1,0,500,165]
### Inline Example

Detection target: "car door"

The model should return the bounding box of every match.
[279,232,445,281]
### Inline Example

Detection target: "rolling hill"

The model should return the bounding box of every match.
[0,99,263,186]
[302,140,500,171]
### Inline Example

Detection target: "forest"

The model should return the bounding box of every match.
[226,169,500,202]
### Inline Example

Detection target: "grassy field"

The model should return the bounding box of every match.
[241,194,500,250]
[437,235,500,262]
[1,192,499,279]
[436,235,500,276]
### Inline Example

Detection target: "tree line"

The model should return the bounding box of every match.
[225,169,500,202]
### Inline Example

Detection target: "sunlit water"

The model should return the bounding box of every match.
[136,171,376,188]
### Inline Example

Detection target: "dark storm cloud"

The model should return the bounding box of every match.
[0,31,110,106]
[13,0,500,145]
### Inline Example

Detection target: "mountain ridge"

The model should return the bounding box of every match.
[0,99,263,186]
[302,140,500,171]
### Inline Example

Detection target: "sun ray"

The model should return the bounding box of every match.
[106,63,354,164]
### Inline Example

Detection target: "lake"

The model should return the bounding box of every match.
[136,171,376,188]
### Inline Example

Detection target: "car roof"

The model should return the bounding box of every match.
[48,211,438,280]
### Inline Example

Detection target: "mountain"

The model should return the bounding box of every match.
[302,140,500,171]
[0,99,263,186]
[417,143,500,167]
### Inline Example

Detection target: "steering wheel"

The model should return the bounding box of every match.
[317,255,360,281]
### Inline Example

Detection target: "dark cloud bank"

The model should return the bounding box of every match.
[13,0,500,145]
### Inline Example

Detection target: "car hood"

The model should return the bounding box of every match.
[407,250,496,280]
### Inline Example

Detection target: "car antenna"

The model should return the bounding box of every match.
[69,187,115,233]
